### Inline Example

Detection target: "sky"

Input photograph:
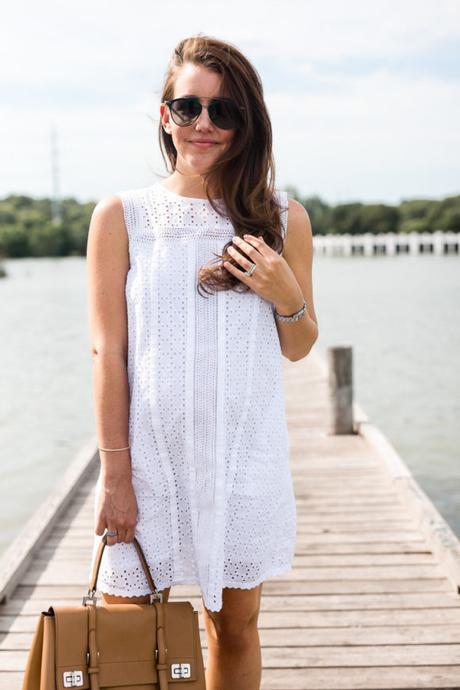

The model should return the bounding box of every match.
[1,0,459,206]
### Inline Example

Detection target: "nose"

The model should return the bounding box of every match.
[195,104,213,130]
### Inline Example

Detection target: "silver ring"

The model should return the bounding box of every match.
[106,530,118,537]
[244,262,256,277]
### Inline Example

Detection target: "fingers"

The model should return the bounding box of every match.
[106,525,119,546]
[100,526,136,546]
[116,528,132,543]
[95,507,137,546]
[124,527,136,543]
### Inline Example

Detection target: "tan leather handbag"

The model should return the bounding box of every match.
[21,532,206,689]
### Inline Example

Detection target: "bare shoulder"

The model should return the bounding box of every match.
[89,194,126,235]
[86,195,129,278]
[87,195,128,261]
[281,198,313,260]
[286,198,312,238]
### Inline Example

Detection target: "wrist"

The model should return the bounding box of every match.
[100,452,132,482]
[274,295,305,317]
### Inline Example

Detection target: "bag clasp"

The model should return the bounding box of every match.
[62,670,84,687]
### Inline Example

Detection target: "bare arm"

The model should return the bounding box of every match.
[86,195,137,545]
[275,199,319,361]
[223,197,318,361]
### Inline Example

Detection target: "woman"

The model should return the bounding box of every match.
[87,34,318,690]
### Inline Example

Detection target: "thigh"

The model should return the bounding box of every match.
[101,586,171,605]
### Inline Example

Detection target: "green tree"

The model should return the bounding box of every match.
[359,204,400,234]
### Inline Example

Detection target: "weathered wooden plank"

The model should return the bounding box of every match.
[2,604,460,629]
[5,588,460,620]
[260,666,460,689]
[9,585,460,609]
[261,644,460,665]
[295,541,431,554]
[0,674,28,689]
[1,580,451,604]
[6,667,460,690]
[3,643,460,672]
[4,623,460,651]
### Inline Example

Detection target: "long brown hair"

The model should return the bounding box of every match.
[158,34,285,296]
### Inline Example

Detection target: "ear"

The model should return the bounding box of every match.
[160,103,172,134]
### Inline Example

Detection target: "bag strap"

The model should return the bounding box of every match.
[153,600,170,690]
[84,531,163,604]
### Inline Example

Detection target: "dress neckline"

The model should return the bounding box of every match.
[154,180,223,204]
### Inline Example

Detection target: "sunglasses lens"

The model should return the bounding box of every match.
[170,98,201,125]
[209,99,243,130]
[167,97,244,129]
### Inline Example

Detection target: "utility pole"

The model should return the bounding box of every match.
[50,124,62,225]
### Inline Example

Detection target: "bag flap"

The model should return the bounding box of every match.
[163,601,198,677]
[52,606,90,690]
[52,601,199,687]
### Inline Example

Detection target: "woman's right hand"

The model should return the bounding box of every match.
[95,472,139,546]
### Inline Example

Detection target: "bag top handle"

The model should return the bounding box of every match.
[83,531,163,606]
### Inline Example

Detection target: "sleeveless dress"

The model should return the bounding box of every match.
[89,180,297,612]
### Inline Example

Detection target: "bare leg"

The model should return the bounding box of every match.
[202,584,263,690]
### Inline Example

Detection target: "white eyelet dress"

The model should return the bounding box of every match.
[89,180,297,612]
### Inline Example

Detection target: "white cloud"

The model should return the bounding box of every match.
[1,0,459,203]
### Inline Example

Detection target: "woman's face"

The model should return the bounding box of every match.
[160,63,236,175]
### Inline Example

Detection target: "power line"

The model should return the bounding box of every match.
[50,124,62,225]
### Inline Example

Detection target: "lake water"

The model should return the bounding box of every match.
[0,253,459,559]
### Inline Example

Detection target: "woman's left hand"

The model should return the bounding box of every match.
[224,234,304,314]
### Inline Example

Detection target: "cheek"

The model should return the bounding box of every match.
[221,131,235,149]
[171,129,189,149]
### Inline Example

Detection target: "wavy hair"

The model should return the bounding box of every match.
[158,34,285,296]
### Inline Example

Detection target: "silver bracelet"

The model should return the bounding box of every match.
[274,300,307,322]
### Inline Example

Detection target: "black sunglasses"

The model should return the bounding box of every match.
[165,96,245,130]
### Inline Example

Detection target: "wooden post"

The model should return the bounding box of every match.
[327,345,354,434]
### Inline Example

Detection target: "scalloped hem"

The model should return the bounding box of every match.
[96,574,199,598]
[96,561,294,606]
[203,561,295,612]
[222,561,294,591]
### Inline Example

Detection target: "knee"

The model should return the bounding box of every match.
[204,607,260,649]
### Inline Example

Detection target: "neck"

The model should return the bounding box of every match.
[164,170,220,199]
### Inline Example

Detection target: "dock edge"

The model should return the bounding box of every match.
[311,345,460,596]
[0,436,99,604]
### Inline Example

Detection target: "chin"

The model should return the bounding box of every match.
[185,154,219,170]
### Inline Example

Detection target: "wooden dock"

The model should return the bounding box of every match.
[1,347,460,689]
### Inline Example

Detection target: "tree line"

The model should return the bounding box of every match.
[285,187,460,237]
[0,190,459,258]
